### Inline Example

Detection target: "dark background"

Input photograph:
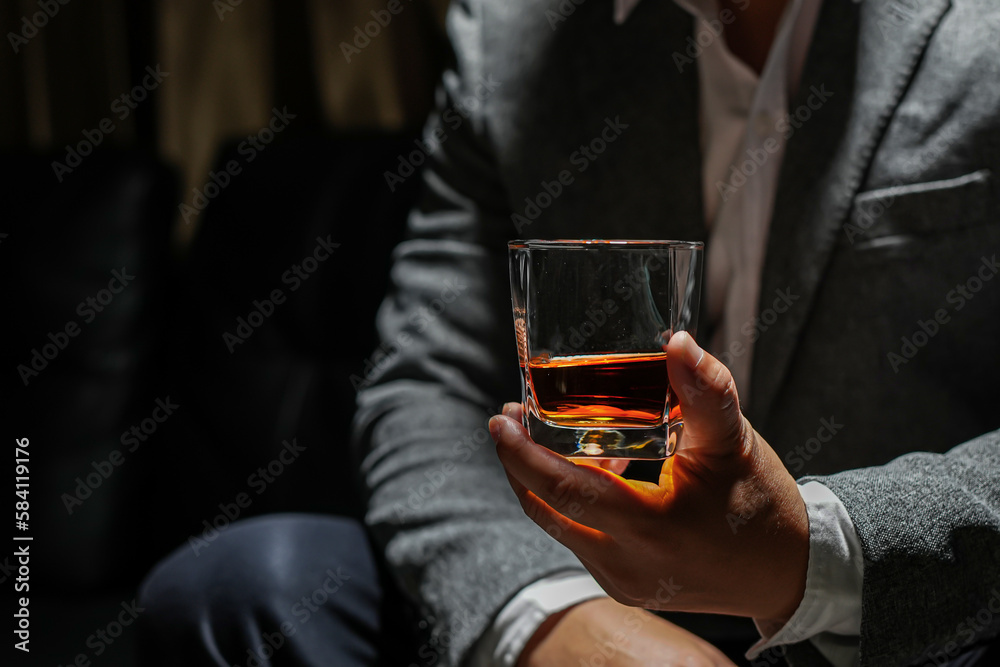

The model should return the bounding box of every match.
[1,1,449,664]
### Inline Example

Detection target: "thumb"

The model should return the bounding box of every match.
[665,331,748,457]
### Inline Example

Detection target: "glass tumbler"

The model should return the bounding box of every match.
[507,240,702,459]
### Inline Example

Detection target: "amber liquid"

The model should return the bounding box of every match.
[527,352,669,428]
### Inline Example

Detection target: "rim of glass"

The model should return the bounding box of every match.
[508,239,703,250]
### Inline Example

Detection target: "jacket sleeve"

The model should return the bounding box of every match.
[792,429,1000,666]
[351,4,587,666]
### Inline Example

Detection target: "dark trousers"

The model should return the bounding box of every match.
[139,513,1000,667]
[138,514,415,667]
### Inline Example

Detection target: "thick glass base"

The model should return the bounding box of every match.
[524,411,676,460]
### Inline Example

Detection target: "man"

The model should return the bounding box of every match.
[140,0,1000,665]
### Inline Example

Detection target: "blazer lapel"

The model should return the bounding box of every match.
[749,0,953,428]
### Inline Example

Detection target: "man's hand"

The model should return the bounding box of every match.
[518,598,735,667]
[491,332,809,625]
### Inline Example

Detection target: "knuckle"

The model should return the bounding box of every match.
[739,419,757,458]
[709,360,731,389]
[716,387,745,443]
[717,373,741,415]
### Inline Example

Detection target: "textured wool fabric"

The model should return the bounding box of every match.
[804,431,1000,666]
[353,1,1000,665]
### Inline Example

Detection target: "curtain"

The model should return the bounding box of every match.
[1,0,449,235]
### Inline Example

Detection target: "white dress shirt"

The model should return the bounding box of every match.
[471,1,866,665]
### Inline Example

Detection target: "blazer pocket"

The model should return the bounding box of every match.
[842,169,993,248]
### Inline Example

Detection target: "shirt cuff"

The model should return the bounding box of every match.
[746,481,865,666]
[467,571,609,667]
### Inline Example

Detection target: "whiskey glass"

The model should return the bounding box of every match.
[507,240,702,460]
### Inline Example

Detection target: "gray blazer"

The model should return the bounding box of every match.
[353,1,1000,665]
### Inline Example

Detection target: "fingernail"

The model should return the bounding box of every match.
[675,331,704,370]
[502,402,517,416]
[489,416,503,442]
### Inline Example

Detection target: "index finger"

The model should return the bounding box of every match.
[490,414,646,534]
